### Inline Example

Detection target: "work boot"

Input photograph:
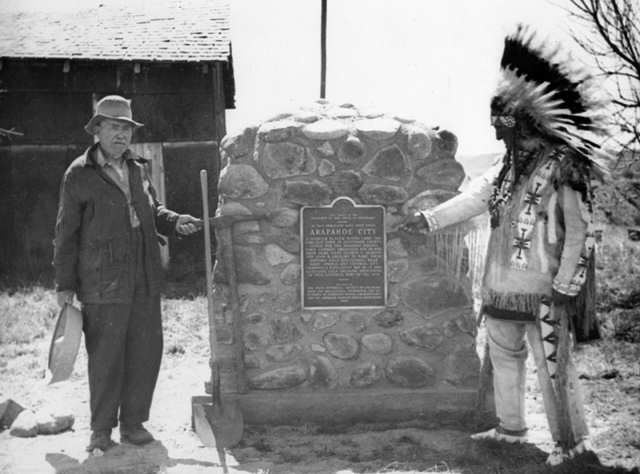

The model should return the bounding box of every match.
[86,429,116,452]
[120,423,155,445]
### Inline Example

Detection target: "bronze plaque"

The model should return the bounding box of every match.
[301,197,387,309]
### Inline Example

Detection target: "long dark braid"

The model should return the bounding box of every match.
[488,120,543,228]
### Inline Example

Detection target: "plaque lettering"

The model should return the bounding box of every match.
[301,197,386,308]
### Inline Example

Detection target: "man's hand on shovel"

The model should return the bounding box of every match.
[176,214,203,235]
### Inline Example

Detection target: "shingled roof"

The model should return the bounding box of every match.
[0,0,231,63]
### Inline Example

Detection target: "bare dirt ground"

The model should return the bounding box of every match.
[1,293,639,474]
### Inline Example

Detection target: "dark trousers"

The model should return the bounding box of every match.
[82,229,163,431]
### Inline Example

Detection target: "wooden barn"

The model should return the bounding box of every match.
[0,1,235,283]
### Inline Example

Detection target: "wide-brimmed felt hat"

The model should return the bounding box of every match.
[84,95,144,135]
[48,303,83,384]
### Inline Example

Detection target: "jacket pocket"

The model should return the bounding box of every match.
[99,264,125,297]
[99,236,130,297]
[106,237,130,264]
[79,237,129,299]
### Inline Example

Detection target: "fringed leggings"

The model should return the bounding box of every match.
[486,316,588,443]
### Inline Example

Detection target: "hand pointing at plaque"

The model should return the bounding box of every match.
[397,212,430,235]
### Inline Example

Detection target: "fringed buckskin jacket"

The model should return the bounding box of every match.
[421,145,595,322]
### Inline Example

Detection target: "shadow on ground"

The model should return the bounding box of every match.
[230,423,640,474]
[45,441,219,474]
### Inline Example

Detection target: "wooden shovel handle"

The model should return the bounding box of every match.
[217,223,248,394]
[200,170,220,401]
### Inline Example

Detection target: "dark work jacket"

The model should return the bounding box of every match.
[53,143,179,303]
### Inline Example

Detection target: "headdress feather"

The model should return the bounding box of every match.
[492,24,612,169]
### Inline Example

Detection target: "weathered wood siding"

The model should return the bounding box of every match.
[0,58,227,282]
[0,59,223,144]
[0,141,220,283]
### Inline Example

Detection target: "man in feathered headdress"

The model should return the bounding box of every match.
[399,25,610,465]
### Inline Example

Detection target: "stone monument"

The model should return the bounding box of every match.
[206,100,483,425]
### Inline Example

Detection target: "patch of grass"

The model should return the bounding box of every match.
[0,286,57,344]
[163,274,206,299]
[596,235,640,342]
[316,423,354,435]
[161,296,209,358]
[250,437,273,453]
[597,239,640,309]
[603,309,640,342]
[279,449,304,463]
[165,343,186,355]
[0,285,210,354]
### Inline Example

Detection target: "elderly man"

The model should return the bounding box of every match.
[399,26,609,465]
[54,95,201,452]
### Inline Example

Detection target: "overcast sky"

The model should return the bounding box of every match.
[228,0,585,157]
[2,0,586,156]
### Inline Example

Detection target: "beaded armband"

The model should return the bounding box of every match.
[552,180,596,296]
[421,211,439,232]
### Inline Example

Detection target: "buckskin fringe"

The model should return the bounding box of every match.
[424,224,470,282]
[466,219,489,283]
[482,288,543,315]
[465,219,491,314]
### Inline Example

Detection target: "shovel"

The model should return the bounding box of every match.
[194,169,243,470]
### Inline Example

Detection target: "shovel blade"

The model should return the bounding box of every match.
[193,403,216,446]
[193,400,244,448]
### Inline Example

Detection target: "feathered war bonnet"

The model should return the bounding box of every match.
[491,24,612,181]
